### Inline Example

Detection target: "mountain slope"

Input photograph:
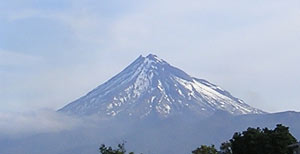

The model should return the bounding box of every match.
[58,54,264,118]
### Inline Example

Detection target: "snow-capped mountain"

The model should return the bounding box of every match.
[59,54,264,118]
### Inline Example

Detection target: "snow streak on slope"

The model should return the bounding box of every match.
[59,54,264,118]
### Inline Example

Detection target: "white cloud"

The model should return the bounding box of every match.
[0,110,80,136]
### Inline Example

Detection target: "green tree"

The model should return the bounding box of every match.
[267,124,297,154]
[192,145,218,154]
[220,141,232,154]
[99,142,134,154]
[229,124,297,154]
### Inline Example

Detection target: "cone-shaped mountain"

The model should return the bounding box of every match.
[59,54,265,118]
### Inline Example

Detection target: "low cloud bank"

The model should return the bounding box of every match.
[0,110,81,137]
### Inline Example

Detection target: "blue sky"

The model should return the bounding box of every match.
[0,0,300,113]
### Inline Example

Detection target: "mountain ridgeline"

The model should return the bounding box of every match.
[59,54,264,118]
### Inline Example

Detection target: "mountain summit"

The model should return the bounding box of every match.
[59,54,264,118]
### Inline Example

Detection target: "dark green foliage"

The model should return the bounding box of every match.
[192,145,218,154]
[220,141,232,154]
[229,124,297,154]
[99,142,134,154]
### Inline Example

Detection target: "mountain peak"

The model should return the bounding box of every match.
[59,54,265,118]
[146,54,161,60]
[140,54,166,66]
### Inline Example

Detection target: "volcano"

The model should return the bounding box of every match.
[59,54,264,118]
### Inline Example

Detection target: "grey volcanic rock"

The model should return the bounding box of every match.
[59,54,264,118]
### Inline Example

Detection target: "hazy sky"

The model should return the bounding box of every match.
[0,0,300,113]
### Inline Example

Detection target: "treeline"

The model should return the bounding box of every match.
[99,124,298,154]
